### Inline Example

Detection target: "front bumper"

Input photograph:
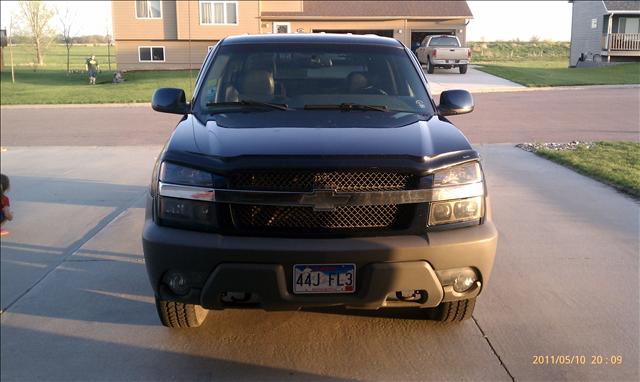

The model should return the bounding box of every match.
[142,196,498,310]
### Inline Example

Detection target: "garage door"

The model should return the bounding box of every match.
[313,29,394,38]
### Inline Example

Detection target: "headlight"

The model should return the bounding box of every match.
[157,162,221,231]
[160,162,216,187]
[427,162,485,228]
[158,196,218,231]
[433,161,482,186]
[429,196,483,226]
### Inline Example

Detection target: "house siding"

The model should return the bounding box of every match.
[113,0,471,70]
[570,0,607,66]
[116,40,215,71]
[175,0,260,40]
[112,1,178,40]
[260,1,303,13]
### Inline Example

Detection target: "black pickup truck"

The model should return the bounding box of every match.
[144,34,498,328]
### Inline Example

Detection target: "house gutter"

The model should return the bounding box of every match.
[259,16,472,20]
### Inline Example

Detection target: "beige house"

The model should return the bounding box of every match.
[112,0,472,71]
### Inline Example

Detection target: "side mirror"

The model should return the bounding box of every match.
[438,89,474,116]
[152,88,189,114]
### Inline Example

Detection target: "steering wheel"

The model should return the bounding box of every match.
[362,86,388,95]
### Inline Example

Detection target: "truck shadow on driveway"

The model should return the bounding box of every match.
[1,326,350,381]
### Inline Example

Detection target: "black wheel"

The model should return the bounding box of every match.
[156,298,209,328]
[459,64,468,74]
[426,58,435,74]
[431,298,475,322]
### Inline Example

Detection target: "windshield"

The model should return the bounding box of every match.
[194,43,434,118]
[428,36,459,47]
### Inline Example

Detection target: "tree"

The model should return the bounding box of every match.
[105,23,112,71]
[19,0,55,66]
[56,6,75,74]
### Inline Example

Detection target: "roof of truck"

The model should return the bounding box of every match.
[222,33,404,47]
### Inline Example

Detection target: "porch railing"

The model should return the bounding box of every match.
[607,33,640,51]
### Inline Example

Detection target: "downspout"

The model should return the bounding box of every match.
[607,12,613,62]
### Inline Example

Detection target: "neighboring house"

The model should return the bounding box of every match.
[569,0,640,66]
[112,0,472,70]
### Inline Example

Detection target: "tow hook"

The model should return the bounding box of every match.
[396,290,428,304]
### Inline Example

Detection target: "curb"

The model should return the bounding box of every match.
[430,84,640,95]
[0,103,151,110]
[1,85,638,108]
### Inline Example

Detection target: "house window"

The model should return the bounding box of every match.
[619,17,640,34]
[136,0,162,19]
[139,46,165,62]
[200,1,238,25]
[273,22,291,34]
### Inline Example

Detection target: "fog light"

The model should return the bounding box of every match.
[166,272,189,295]
[436,267,478,293]
[453,270,477,293]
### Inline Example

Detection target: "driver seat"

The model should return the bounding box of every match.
[238,70,275,102]
[347,72,368,93]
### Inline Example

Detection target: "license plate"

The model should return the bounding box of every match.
[293,264,356,294]
[446,60,453,63]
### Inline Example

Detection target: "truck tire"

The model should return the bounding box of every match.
[459,64,468,74]
[156,298,209,328]
[432,298,475,322]
[426,58,435,74]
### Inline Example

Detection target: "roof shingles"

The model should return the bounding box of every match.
[261,1,472,18]
[603,1,640,12]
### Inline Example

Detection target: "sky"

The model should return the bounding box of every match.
[0,0,573,42]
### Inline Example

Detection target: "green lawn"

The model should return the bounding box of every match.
[476,60,640,87]
[1,69,197,104]
[1,44,199,104]
[536,141,640,198]
[4,44,116,71]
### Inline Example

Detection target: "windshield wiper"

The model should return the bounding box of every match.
[206,99,289,111]
[304,103,389,112]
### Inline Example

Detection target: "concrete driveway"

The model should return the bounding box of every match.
[424,66,524,94]
[0,145,637,381]
[1,88,639,380]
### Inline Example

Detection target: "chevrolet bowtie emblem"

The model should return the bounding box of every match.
[300,189,352,211]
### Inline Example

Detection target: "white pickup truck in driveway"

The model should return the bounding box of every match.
[416,35,471,74]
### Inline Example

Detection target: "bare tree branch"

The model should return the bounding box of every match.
[56,5,76,73]
[18,0,55,66]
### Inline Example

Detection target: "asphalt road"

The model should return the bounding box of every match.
[1,87,639,146]
[0,145,637,381]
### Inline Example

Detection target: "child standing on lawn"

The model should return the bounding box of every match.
[86,55,100,85]
[1,174,13,236]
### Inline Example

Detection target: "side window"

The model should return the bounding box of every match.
[139,46,165,62]
[136,0,162,19]
[200,53,233,106]
[200,1,238,25]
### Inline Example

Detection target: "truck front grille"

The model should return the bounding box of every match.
[231,204,414,233]
[227,171,417,235]
[230,171,414,192]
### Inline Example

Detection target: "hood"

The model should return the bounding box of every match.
[198,111,471,157]
[163,112,477,173]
